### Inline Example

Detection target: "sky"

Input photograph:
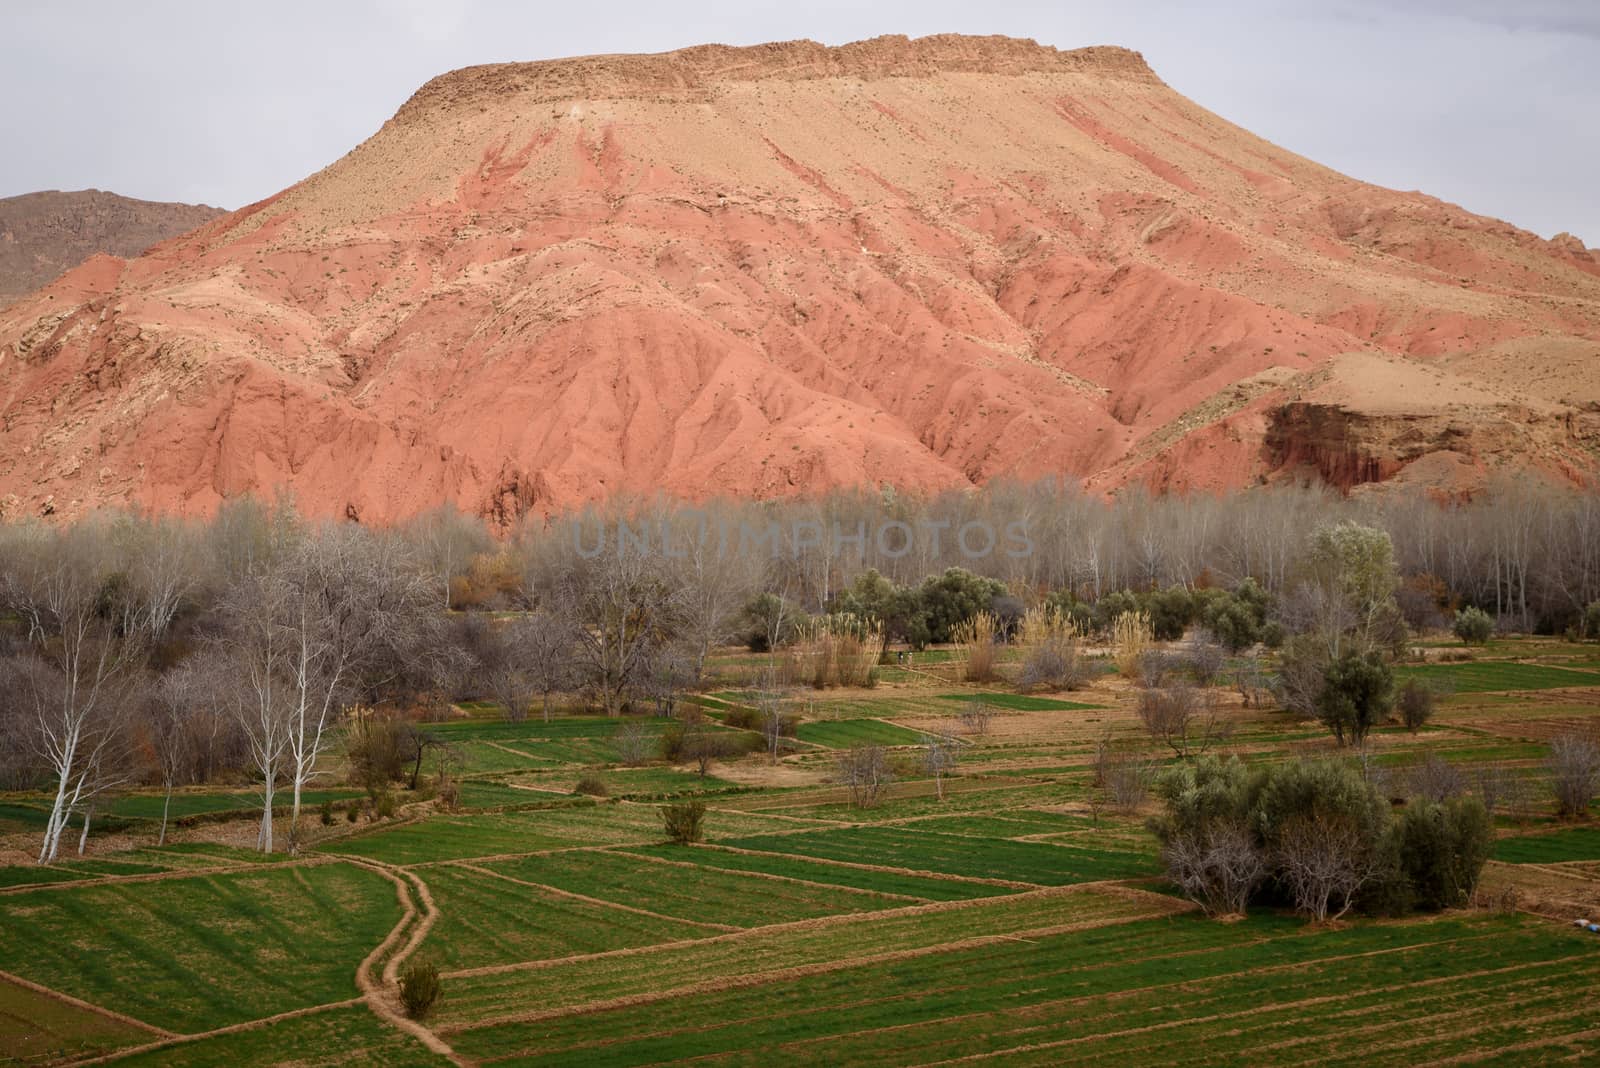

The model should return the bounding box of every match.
[2,0,1595,243]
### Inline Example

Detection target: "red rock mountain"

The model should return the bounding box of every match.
[1,35,1596,524]
[0,190,223,308]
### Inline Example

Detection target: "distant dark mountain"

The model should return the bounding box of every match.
[0,189,224,306]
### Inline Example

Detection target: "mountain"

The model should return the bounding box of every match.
[0,189,224,308]
[0,35,1595,525]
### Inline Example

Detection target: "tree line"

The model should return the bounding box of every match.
[2,479,1598,862]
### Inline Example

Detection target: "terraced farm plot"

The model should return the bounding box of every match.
[934,692,1103,711]
[0,862,399,1032]
[792,718,929,747]
[327,800,813,865]
[1398,661,1600,693]
[436,886,1172,1029]
[721,825,1158,884]
[1494,826,1600,863]
[416,863,712,969]
[0,973,152,1065]
[102,1004,450,1067]
[482,848,904,927]
[443,912,1597,1066]
[623,844,1012,901]
[898,811,1092,837]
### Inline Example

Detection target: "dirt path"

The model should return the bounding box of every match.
[335,856,470,1066]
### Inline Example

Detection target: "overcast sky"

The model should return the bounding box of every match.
[3,1,1594,243]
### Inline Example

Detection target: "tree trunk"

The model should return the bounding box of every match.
[159,782,173,847]
[77,804,93,856]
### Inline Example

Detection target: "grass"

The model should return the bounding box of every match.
[0,973,150,1065]
[623,844,1013,901]
[1493,826,1600,863]
[436,887,1164,1028]
[793,718,928,748]
[720,825,1159,885]
[482,849,905,927]
[1397,661,1600,693]
[0,862,399,1032]
[416,863,711,970]
[102,1004,450,1066]
[934,692,1103,710]
[445,912,1593,1066]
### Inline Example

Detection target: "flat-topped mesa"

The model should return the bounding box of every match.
[391,34,1161,123]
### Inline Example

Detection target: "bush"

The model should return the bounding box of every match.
[398,960,441,1019]
[371,790,397,820]
[1396,797,1492,910]
[662,800,706,844]
[1547,732,1600,819]
[319,799,334,826]
[346,803,362,823]
[1254,758,1394,922]
[836,745,894,809]
[1453,606,1494,645]
[1149,756,1266,917]
[1584,601,1600,641]
[1017,640,1089,691]
[1396,678,1436,733]
[1316,651,1393,746]
[573,774,609,797]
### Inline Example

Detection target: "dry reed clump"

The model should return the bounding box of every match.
[1015,606,1090,691]
[1112,609,1153,681]
[952,610,1000,683]
[775,614,883,689]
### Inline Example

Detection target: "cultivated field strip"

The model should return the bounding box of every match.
[435,885,1181,1030]
[621,844,1013,900]
[478,849,910,927]
[416,863,715,970]
[0,862,399,1034]
[441,913,1595,1066]
[719,825,1159,884]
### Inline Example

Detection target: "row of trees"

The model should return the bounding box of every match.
[4,480,1598,860]
[1151,756,1493,922]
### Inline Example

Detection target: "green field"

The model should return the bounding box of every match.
[0,863,399,1032]
[1398,661,1600,693]
[792,718,929,747]
[4,637,1600,1065]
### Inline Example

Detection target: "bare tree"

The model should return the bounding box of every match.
[1405,752,1467,803]
[1160,821,1266,917]
[958,699,993,736]
[836,745,894,808]
[1274,811,1387,923]
[145,663,207,845]
[1547,732,1600,819]
[1094,735,1154,811]
[1136,681,1228,759]
[209,572,297,853]
[922,733,960,801]
[278,527,433,847]
[0,526,149,863]
[614,720,653,766]
[404,504,491,610]
[556,544,683,717]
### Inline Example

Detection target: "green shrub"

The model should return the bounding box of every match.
[573,774,609,797]
[398,959,441,1019]
[1395,797,1492,910]
[662,800,707,844]
[346,803,362,823]
[1396,678,1436,733]
[1453,606,1494,645]
[371,791,396,820]
[319,799,334,826]
[1316,651,1393,746]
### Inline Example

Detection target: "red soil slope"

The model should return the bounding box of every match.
[0,35,1595,524]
